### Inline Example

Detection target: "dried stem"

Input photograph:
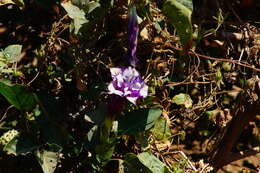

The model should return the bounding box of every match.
[223,148,260,166]
[165,43,260,72]
[209,101,260,171]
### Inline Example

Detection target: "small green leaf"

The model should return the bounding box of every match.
[222,62,232,72]
[172,93,192,108]
[61,2,86,19]
[71,0,90,8]
[3,44,22,63]
[118,108,162,135]
[85,125,99,150]
[124,153,151,173]
[84,1,100,14]
[215,68,223,80]
[0,81,38,111]
[71,0,101,13]
[150,117,171,141]
[61,2,88,34]
[137,152,169,173]
[176,0,193,11]
[163,0,193,45]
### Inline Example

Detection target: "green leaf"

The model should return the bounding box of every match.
[0,60,6,69]
[3,44,22,63]
[85,125,99,150]
[118,108,162,135]
[172,93,192,108]
[95,140,116,163]
[84,1,100,14]
[35,145,61,173]
[134,132,149,150]
[61,2,88,34]
[71,0,89,7]
[163,0,193,45]
[0,81,38,111]
[0,44,22,74]
[150,117,171,141]
[176,0,193,11]
[3,134,38,156]
[215,68,223,80]
[222,62,232,72]
[72,0,100,14]
[36,93,68,121]
[84,103,106,125]
[124,153,151,173]
[137,152,169,173]
[40,121,73,146]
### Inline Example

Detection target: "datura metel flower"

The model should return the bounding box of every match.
[108,7,148,104]
[108,67,148,104]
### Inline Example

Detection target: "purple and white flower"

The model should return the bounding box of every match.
[108,7,148,104]
[108,66,148,104]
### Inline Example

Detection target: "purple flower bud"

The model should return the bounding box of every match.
[108,66,148,104]
[128,7,139,67]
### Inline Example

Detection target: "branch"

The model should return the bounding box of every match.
[209,101,260,171]
[164,43,260,72]
[223,149,260,166]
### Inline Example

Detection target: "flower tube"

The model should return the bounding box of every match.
[128,7,139,67]
[108,7,148,104]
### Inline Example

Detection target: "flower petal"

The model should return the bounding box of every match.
[108,83,124,96]
[126,96,138,104]
[108,66,148,104]
[110,67,123,77]
[140,84,148,97]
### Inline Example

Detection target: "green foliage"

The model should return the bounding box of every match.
[213,9,226,31]
[150,117,172,141]
[40,121,73,146]
[0,44,22,74]
[163,0,193,46]
[0,81,38,111]
[2,44,22,63]
[3,133,38,156]
[118,108,162,135]
[61,1,102,36]
[172,93,193,108]
[171,158,188,173]
[61,2,89,34]
[72,0,100,14]
[137,152,170,173]
[222,62,232,72]
[124,152,170,173]
[0,0,258,172]
[84,103,107,125]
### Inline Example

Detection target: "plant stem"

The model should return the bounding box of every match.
[209,101,260,171]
